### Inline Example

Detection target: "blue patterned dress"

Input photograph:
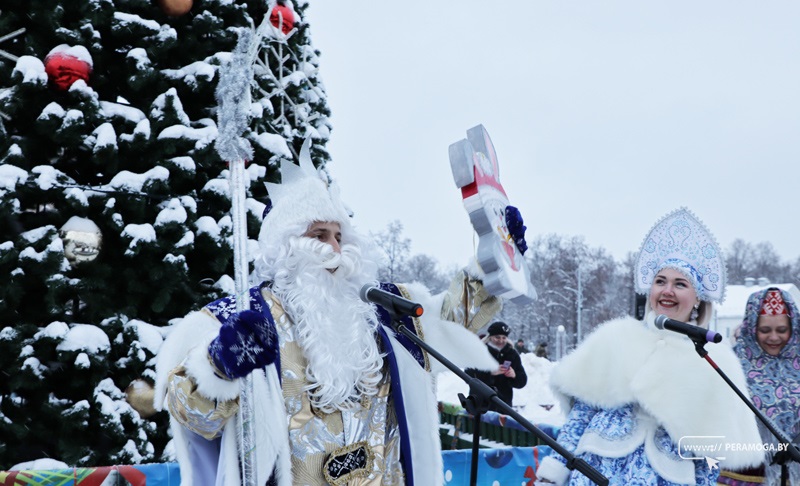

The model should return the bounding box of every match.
[551,401,719,485]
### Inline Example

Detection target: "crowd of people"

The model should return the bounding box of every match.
[150,149,797,486]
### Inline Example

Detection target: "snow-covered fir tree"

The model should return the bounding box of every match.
[0,0,331,467]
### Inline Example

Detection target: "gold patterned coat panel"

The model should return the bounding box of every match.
[263,288,404,485]
[165,366,239,440]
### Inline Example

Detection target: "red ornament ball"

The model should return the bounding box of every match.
[270,5,295,35]
[158,0,193,17]
[44,46,93,91]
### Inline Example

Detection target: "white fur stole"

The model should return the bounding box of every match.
[550,316,764,469]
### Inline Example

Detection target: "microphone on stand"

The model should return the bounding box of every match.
[359,284,424,318]
[654,314,722,343]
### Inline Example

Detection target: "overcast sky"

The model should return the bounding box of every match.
[303,1,800,271]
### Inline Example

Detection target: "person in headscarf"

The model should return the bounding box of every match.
[727,287,800,485]
[536,208,764,485]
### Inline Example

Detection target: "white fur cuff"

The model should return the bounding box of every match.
[184,340,241,402]
[536,455,571,486]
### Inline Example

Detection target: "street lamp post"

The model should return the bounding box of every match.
[556,325,566,360]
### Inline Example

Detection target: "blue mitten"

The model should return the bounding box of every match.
[208,310,278,379]
[504,205,528,255]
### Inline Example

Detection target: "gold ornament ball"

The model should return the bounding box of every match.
[59,216,102,264]
[125,379,157,419]
[158,0,193,17]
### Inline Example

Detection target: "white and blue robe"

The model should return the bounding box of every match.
[536,314,765,486]
[154,281,497,486]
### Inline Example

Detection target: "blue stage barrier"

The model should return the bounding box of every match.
[0,446,555,485]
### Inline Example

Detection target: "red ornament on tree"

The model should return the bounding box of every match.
[270,4,295,35]
[44,45,93,91]
[158,0,193,17]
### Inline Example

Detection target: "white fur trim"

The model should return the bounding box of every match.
[154,311,236,408]
[536,456,571,486]
[575,408,651,458]
[183,340,241,402]
[549,318,652,408]
[550,316,764,469]
[383,327,444,486]
[642,428,696,485]
[190,365,290,486]
[404,282,497,374]
[219,416,240,486]
[168,415,195,486]
[157,311,292,485]
[253,367,292,486]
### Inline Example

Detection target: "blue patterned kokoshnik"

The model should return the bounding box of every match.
[657,258,704,294]
[634,207,726,303]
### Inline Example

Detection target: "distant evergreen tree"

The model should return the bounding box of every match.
[0,0,331,467]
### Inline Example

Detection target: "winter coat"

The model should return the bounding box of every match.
[536,313,764,486]
[153,281,499,486]
[466,343,527,410]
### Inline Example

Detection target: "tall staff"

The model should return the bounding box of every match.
[214,10,284,486]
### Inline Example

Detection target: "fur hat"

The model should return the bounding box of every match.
[634,207,726,303]
[488,321,511,336]
[259,140,353,255]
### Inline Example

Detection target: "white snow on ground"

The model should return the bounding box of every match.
[10,458,69,471]
[436,353,566,427]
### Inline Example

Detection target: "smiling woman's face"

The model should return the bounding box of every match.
[756,314,791,356]
[489,335,508,348]
[649,268,699,322]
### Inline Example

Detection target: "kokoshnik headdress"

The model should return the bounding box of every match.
[259,139,352,251]
[634,207,726,303]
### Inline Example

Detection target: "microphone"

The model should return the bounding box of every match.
[359,284,424,318]
[654,314,722,343]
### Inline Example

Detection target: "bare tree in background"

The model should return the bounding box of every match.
[751,242,791,283]
[497,234,630,354]
[369,222,800,353]
[373,220,411,282]
[372,221,449,291]
[727,239,756,284]
[404,254,449,293]
[726,239,795,285]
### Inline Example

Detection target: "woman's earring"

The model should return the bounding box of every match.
[691,303,700,321]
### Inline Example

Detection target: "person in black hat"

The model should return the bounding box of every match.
[466,321,528,412]
[534,342,549,359]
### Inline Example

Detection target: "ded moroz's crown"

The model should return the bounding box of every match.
[259,139,352,252]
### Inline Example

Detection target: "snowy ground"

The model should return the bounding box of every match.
[436,353,566,427]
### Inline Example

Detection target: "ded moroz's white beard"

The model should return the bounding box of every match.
[267,236,385,413]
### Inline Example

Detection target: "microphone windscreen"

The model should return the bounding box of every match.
[359,284,373,303]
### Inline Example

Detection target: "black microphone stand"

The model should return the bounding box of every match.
[690,339,800,484]
[383,309,608,486]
